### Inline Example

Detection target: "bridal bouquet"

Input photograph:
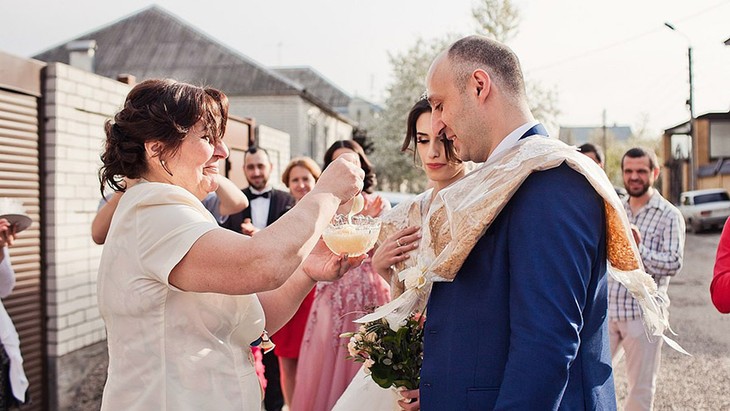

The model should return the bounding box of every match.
[341,312,425,390]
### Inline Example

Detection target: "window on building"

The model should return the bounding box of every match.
[710,120,730,158]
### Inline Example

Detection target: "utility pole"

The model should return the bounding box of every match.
[665,22,696,190]
[688,45,696,190]
[602,109,607,156]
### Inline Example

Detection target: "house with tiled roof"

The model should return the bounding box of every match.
[272,66,383,154]
[272,66,352,114]
[33,5,357,162]
[662,110,730,203]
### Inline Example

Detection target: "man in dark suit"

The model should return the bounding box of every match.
[415,35,616,410]
[223,146,295,234]
[222,146,294,411]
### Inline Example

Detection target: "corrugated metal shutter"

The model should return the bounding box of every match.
[0,88,43,410]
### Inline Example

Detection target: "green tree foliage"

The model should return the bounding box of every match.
[471,0,521,43]
[472,0,560,133]
[525,80,560,134]
[370,38,453,192]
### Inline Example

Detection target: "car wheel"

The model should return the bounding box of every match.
[691,219,703,233]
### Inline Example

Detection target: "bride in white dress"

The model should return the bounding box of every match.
[333,98,466,411]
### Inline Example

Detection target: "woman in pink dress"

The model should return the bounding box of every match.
[291,140,391,411]
[273,157,322,406]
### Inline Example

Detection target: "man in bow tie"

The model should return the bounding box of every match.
[222,145,295,411]
[224,146,295,237]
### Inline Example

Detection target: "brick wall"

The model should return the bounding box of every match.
[230,95,304,153]
[43,63,130,409]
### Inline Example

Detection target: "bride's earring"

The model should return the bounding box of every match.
[160,159,174,177]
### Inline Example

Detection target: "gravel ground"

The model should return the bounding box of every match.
[72,358,106,411]
[613,230,730,410]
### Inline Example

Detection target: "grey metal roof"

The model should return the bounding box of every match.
[272,66,352,109]
[664,110,730,134]
[32,5,304,97]
[558,125,633,145]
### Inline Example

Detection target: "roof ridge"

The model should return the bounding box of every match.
[33,5,304,94]
[137,7,305,93]
[272,65,352,99]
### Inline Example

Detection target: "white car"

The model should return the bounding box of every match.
[678,189,730,232]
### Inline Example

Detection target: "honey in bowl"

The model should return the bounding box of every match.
[323,214,381,257]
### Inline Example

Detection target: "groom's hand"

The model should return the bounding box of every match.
[397,388,420,411]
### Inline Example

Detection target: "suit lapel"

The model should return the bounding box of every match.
[266,191,278,226]
[242,188,253,221]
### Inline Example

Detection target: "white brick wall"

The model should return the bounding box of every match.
[230,95,303,152]
[44,63,130,357]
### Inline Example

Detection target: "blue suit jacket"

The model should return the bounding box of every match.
[420,163,616,410]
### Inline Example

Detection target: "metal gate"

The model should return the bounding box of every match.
[0,52,45,410]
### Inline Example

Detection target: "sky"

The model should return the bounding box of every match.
[1,0,729,137]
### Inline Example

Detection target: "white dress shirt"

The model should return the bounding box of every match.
[249,187,273,229]
[490,120,541,159]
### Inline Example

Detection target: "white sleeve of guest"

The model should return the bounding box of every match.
[136,189,218,287]
[0,247,16,299]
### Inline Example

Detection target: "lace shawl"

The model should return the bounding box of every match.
[358,137,686,354]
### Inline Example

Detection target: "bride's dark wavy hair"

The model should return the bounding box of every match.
[98,79,229,196]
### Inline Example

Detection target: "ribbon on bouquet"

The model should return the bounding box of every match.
[356,264,433,332]
[356,137,688,354]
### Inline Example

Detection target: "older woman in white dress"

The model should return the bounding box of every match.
[97,79,364,410]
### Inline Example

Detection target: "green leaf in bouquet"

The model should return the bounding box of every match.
[370,366,394,389]
[341,312,425,390]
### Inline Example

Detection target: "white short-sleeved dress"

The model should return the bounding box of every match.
[98,182,265,410]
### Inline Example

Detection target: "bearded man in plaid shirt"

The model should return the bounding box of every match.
[609,147,686,411]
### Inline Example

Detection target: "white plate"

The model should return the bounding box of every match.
[0,213,32,233]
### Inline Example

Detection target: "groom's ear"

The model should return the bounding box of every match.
[471,69,491,102]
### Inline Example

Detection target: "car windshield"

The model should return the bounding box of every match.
[694,192,730,204]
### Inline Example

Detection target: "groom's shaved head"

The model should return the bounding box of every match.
[447,35,526,100]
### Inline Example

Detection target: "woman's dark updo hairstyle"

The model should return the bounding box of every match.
[323,140,377,194]
[99,78,229,195]
[402,97,460,164]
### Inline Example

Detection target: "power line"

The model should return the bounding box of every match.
[529,30,660,72]
[526,0,730,73]
[676,0,730,23]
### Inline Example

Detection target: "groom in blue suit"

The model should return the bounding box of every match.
[418,36,616,410]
